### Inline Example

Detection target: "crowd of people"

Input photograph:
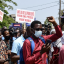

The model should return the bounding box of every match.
[0,16,64,64]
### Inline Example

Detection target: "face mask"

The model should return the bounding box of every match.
[34,30,42,38]
[5,36,10,40]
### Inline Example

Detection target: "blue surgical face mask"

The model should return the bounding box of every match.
[34,30,42,38]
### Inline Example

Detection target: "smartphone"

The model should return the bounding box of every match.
[47,39,52,44]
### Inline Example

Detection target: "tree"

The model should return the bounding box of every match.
[44,19,52,26]
[0,0,17,28]
[61,9,64,15]
[0,0,17,14]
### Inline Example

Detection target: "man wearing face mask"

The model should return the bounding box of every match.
[11,26,32,64]
[11,28,26,64]
[23,16,62,64]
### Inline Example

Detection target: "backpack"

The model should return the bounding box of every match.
[20,37,45,64]
[39,36,45,44]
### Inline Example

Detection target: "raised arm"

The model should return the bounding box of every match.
[42,16,62,42]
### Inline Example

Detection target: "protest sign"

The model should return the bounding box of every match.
[16,9,35,23]
[0,10,4,22]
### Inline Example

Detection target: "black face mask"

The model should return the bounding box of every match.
[5,36,10,40]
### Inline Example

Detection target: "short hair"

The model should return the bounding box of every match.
[31,20,42,28]
[2,29,9,35]
[2,26,7,35]
[2,26,7,30]
[16,28,21,35]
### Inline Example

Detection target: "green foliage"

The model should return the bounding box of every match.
[61,9,64,16]
[0,14,15,28]
[0,0,17,11]
[44,19,52,26]
[58,9,64,24]
[0,0,17,28]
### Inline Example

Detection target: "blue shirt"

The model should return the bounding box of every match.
[11,35,25,64]
[13,37,16,41]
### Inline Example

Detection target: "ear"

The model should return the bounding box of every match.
[31,28,35,34]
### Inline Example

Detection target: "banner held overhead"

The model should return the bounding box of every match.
[16,9,35,23]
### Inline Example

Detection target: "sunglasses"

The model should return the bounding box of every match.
[35,28,44,31]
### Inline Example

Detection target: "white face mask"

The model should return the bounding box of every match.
[34,30,42,38]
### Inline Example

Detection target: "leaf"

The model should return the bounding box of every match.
[0,0,17,28]
[3,10,9,14]
[44,19,52,26]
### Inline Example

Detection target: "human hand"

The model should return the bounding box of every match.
[40,43,51,55]
[47,16,55,23]
[0,59,6,64]
[7,50,11,55]
[47,16,58,27]
[53,53,59,57]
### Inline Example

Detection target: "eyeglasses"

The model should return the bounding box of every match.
[35,28,44,31]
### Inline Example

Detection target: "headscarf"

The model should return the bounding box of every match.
[50,29,55,34]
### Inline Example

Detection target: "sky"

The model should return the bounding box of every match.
[7,0,64,25]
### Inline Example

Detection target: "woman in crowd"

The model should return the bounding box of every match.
[0,30,9,64]
[49,29,62,64]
